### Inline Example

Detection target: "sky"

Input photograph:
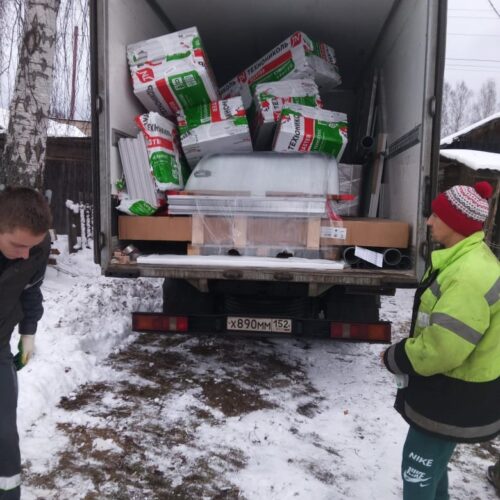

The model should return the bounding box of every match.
[445,0,500,92]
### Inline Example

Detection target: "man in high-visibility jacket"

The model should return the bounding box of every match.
[383,181,500,500]
[0,187,51,500]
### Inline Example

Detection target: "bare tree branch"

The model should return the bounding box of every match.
[470,79,497,122]
[447,80,473,135]
[49,0,90,120]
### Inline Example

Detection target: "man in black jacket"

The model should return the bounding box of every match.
[0,187,51,500]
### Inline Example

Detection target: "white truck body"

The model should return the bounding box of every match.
[90,0,446,293]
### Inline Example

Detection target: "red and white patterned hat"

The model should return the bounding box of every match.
[431,181,494,236]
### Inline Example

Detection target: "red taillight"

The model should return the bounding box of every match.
[132,313,189,333]
[330,322,391,342]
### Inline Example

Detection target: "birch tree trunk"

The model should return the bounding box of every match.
[1,0,61,189]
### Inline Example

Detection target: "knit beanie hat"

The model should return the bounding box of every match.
[431,181,494,236]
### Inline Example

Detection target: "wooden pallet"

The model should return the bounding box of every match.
[190,215,322,250]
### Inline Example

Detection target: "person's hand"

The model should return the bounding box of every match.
[13,335,35,370]
[20,335,35,364]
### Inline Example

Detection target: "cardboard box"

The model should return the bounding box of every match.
[320,218,410,248]
[118,215,409,249]
[118,216,192,241]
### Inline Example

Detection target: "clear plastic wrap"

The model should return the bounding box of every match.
[168,152,340,259]
[334,163,363,216]
[184,152,339,196]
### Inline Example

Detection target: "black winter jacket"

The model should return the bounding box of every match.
[0,234,50,348]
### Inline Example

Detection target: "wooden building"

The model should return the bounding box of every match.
[441,112,500,154]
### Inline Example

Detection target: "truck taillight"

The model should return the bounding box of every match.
[132,313,189,333]
[330,322,391,342]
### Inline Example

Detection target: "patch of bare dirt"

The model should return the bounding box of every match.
[200,379,276,416]
[59,382,113,411]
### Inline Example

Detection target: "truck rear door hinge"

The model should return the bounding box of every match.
[95,95,102,115]
[429,96,437,118]
[99,231,105,249]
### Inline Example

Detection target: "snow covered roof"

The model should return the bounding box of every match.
[0,107,87,137]
[440,111,500,146]
[439,149,500,172]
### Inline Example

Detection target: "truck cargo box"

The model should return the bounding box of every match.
[91,0,446,290]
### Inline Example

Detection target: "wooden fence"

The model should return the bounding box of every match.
[0,135,92,234]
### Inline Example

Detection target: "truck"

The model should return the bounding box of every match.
[90,0,447,341]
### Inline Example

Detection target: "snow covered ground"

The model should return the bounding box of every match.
[12,238,499,499]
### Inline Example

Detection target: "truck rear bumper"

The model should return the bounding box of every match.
[106,263,418,288]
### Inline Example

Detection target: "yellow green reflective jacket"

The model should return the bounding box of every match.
[384,231,500,442]
[407,231,500,381]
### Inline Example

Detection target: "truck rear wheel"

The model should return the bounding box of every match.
[162,278,215,315]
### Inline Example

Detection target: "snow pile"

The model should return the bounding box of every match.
[0,107,87,137]
[12,237,162,446]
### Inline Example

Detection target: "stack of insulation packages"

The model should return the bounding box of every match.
[119,27,361,260]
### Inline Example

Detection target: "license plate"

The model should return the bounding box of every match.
[227,316,292,334]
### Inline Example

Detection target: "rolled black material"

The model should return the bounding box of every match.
[361,135,375,151]
[383,248,402,266]
[398,255,412,270]
[343,246,360,265]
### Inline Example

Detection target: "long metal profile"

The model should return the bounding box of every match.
[386,125,422,159]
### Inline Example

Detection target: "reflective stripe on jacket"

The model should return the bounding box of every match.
[0,472,21,491]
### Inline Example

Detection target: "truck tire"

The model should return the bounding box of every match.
[162,278,215,315]
[323,288,380,322]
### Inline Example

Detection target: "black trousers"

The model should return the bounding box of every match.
[0,346,21,499]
